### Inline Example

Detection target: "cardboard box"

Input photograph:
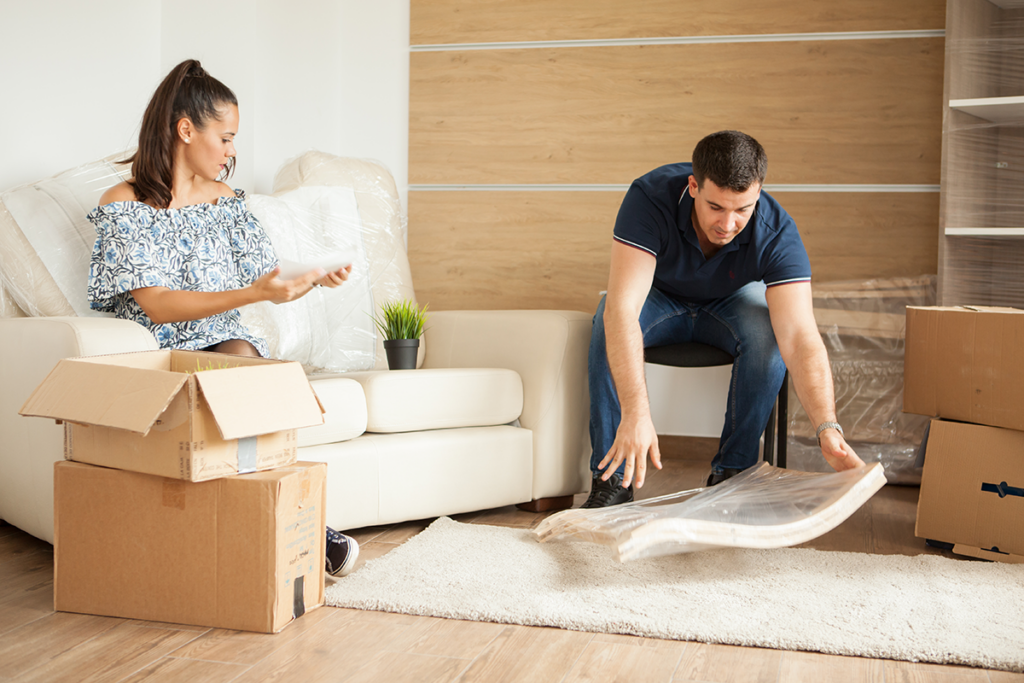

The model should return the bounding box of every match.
[20,349,324,481]
[904,305,1024,432]
[55,460,327,632]
[915,419,1024,563]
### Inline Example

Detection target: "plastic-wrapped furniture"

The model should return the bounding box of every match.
[0,151,592,543]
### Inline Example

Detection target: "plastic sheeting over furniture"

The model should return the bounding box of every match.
[535,463,886,562]
[786,276,935,484]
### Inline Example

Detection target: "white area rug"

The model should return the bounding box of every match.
[326,517,1024,672]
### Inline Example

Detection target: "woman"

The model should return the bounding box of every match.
[87,59,358,577]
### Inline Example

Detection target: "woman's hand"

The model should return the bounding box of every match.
[250,266,325,304]
[314,264,352,288]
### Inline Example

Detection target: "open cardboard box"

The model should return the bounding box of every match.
[20,349,324,481]
[916,419,1024,564]
[55,460,327,632]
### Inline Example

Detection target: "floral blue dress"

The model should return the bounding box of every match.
[86,189,278,356]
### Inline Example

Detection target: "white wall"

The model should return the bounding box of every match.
[1,0,409,214]
[0,0,161,191]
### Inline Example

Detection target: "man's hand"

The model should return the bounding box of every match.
[597,414,663,488]
[819,428,865,471]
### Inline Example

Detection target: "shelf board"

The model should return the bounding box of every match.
[989,0,1024,8]
[949,96,1024,124]
[945,227,1024,236]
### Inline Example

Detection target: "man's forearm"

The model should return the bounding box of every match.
[784,332,837,430]
[604,306,650,422]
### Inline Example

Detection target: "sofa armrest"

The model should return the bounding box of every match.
[0,317,158,542]
[422,310,593,500]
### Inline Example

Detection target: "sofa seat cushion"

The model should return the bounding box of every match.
[343,368,523,433]
[299,377,368,447]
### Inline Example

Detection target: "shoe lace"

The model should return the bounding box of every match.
[584,476,623,507]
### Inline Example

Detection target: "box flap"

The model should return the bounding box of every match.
[194,363,325,440]
[20,359,188,435]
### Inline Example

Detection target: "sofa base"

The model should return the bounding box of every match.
[516,495,575,513]
[300,425,533,531]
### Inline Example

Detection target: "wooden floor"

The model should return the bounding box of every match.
[1,437,1020,683]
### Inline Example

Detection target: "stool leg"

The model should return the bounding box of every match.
[763,400,778,467]
[777,370,789,469]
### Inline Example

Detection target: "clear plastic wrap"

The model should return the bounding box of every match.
[242,186,378,373]
[939,11,1024,308]
[0,154,130,318]
[536,462,886,562]
[787,276,935,484]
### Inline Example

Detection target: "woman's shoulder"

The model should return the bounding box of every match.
[98,181,138,206]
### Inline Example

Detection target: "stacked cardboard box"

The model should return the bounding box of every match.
[20,349,329,632]
[904,306,1024,564]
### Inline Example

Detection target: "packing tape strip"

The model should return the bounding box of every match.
[292,574,306,619]
[237,436,258,474]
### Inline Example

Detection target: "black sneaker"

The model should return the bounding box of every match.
[581,473,634,508]
[706,467,744,487]
[325,527,359,577]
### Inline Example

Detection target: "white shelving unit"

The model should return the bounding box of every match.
[938,0,1024,308]
[948,96,1024,123]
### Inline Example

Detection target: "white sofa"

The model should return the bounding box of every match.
[0,152,592,544]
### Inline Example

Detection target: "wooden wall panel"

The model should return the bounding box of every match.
[407,191,939,313]
[410,38,945,185]
[412,0,945,45]
[408,191,621,313]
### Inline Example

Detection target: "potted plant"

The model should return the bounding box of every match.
[372,299,429,370]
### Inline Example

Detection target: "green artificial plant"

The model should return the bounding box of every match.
[372,299,429,341]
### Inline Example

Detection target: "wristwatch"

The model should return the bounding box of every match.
[815,421,844,446]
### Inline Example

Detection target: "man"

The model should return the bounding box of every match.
[583,130,863,509]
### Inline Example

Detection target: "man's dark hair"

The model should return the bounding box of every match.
[691,130,767,192]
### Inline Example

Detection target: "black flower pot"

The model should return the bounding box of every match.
[383,338,419,370]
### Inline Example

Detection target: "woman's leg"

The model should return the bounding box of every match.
[204,339,261,357]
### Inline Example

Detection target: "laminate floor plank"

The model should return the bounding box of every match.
[564,637,687,683]
[882,659,992,682]
[168,605,348,665]
[117,656,250,683]
[345,650,470,683]
[380,614,506,659]
[778,650,884,683]
[455,625,594,683]
[228,609,420,683]
[0,612,122,679]
[673,642,782,683]
[14,623,202,683]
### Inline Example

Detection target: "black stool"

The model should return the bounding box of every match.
[643,342,788,468]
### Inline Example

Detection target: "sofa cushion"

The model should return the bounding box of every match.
[344,368,523,433]
[242,187,377,373]
[272,152,422,370]
[299,377,368,447]
[0,154,129,317]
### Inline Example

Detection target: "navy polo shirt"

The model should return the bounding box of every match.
[613,163,811,304]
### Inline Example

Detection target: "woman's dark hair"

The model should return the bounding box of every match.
[691,130,767,193]
[125,59,238,208]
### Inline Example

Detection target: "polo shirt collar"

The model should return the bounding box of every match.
[677,190,758,258]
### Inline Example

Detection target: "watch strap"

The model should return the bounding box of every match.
[816,421,844,443]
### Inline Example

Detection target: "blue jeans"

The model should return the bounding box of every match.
[588,282,786,478]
